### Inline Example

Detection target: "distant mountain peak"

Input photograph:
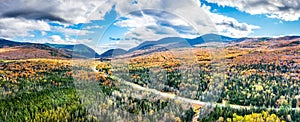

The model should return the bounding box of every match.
[99,48,127,58]
[0,39,99,59]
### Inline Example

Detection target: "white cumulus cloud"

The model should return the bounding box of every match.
[200,4,260,37]
[205,0,300,21]
[0,18,50,39]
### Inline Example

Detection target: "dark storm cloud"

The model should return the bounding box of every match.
[0,0,105,24]
[1,9,68,22]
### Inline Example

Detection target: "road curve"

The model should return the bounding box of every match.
[93,65,300,112]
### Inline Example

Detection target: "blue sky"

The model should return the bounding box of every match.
[0,0,300,53]
[201,0,300,37]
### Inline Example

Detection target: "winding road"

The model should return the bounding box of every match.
[93,65,300,112]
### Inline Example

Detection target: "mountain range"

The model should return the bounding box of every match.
[100,34,236,58]
[100,34,300,58]
[1,34,300,59]
[0,39,98,60]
